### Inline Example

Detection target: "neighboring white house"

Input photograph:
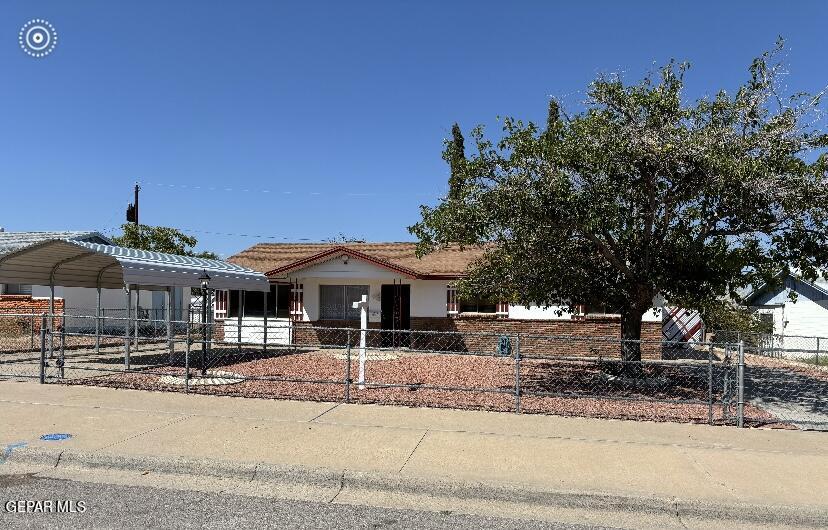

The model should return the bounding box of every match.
[0,230,188,328]
[745,274,828,337]
[218,242,665,345]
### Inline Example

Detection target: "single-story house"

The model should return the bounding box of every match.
[744,274,828,337]
[218,242,666,345]
[0,230,188,328]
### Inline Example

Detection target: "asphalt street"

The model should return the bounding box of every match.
[0,474,610,530]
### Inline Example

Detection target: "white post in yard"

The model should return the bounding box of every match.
[352,294,369,390]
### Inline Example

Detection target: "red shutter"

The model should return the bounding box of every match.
[290,281,304,321]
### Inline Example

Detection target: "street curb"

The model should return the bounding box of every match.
[5,447,827,527]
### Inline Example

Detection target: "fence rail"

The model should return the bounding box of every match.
[1,313,825,430]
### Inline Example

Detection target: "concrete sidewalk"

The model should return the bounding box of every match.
[1,381,826,528]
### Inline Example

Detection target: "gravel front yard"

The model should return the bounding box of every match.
[62,348,782,427]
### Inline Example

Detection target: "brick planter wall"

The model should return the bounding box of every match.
[420,316,662,359]
[0,295,65,333]
[290,315,663,359]
[293,320,381,347]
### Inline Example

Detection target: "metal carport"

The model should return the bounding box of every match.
[0,239,269,369]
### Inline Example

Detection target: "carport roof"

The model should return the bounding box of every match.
[0,239,269,291]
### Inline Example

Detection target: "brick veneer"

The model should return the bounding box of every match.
[288,315,663,359]
[409,315,663,359]
[0,295,65,332]
[293,320,382,347]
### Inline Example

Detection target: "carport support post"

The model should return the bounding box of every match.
[134,289,140,352]
[166,287,173,364]
[737,340,745,428]
[124,285,131,371]
[95,286,101,354]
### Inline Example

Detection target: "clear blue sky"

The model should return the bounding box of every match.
[2,1,827,257]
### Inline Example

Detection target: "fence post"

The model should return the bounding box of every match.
[125,287,132,371]
[263,290,268,355]
[707,342,713,425]
[345,329,351,403]
[737,340,745,428]
[816,337,820,366]
[39,314,47,384]
[30,311,35,351]
[58,313,66,379]
[514,334,521,414]
[185,319,191,394]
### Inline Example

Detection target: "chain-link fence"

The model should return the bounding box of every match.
[714,329,828,430]
[3,313,826,430]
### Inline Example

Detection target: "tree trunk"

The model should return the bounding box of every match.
[620,307,645,364]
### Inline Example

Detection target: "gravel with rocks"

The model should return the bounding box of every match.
[63,349,784,427]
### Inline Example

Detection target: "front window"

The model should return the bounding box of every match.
[319,285,369,320]
[227,285,292,318]
[459,298,497,314]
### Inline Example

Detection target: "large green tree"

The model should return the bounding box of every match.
[112,224,219,259]
[411,42,828,361]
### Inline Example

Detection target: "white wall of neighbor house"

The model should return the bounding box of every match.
[30,285,187,313]
[783,297,828,336]
[755,288,828,337]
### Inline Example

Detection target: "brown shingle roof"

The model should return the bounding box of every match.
[227,242,486,279]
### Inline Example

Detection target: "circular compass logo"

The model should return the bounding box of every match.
[19,19,58,58]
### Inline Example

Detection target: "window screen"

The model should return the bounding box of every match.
[320,285,369,320]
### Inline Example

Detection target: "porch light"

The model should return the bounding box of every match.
[199,270,211,289]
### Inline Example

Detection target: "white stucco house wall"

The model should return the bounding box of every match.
[216,242,666,345]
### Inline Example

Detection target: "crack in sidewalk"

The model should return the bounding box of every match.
[398,430,429,474]
[308,403,341,423]
[672,498,690,529]
[328,470,345,503]
[96,415,193,452]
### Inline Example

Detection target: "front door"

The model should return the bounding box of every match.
[381,284,410,347]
